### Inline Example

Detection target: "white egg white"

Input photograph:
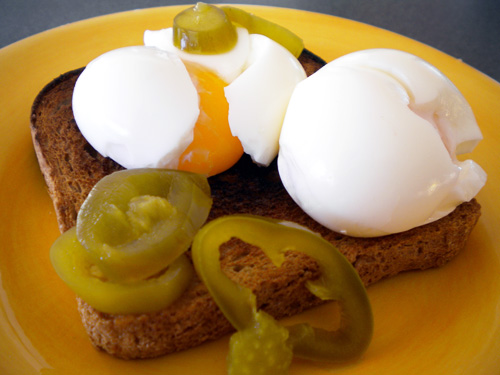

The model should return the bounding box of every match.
[331,49,483,155]
[225,34,307,166]
[278,49,486,237]
[72,46,199,169]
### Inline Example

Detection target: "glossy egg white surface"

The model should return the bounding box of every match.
[72,46,199,169]
[278,49,486,237]
[225,34,306,166]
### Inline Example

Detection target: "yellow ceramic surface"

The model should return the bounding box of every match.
[1,5,499,375]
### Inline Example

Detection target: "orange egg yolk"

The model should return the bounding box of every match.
[177,62,244,177]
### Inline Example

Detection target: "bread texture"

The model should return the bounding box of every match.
[31,49,481,360]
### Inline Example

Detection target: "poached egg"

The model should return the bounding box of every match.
[278,49,486,237]
[144,27,306,166]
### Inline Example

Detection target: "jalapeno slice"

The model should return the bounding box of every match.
[77,169,212,282]
[50,227,194,315]
[191,215,373,373]
[173,2,238,54]
[220,5,304,58]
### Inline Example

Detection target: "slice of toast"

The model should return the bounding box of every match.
[30,49,481,359]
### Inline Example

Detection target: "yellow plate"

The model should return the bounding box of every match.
[1,5,499,375]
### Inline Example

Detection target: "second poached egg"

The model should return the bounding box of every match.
[278,49,486,237]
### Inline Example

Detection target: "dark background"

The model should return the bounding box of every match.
[1,0,499,82]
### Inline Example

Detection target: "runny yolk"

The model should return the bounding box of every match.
[178,61,244,177]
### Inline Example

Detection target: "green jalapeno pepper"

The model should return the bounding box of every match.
[173,2,238,54]
[50,169,211,314]
[50,227,194,315]
[77,168,212,283]
[172,3,304,58]
[191,215,373,374]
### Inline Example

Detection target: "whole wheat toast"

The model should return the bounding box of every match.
[30,49,481,359]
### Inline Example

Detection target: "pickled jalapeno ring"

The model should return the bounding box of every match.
[191,215,373,373]
[76,168,212,283]
[173,2,238,54]
[172,3,304,58]
[50,227,194,315]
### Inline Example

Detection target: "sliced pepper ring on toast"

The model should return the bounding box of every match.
[50,227,194,315]
[191,214,373,373]
[76,168,212,283]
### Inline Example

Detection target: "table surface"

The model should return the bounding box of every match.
[1,0,499,82]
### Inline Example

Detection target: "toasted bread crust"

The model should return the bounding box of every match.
[31,49,481,359]
[31,68,123,233]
